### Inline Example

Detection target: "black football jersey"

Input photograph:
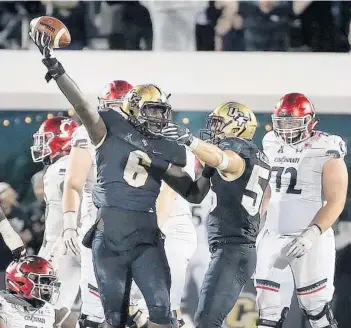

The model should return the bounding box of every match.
[93,108,186,211]
[207,137,271,246]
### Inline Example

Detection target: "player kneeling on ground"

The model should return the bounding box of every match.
[0,256,60,328]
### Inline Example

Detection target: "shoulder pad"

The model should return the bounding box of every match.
[71,125,91,148]
[0,291,35,309]
[218,137,253,158]
[262,131,276,150]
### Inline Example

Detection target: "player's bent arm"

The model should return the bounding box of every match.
[311,158,348,233]
[156,183,177,228]
[63,146,93,222]
[160,165,212,204]
[189,139,245,177]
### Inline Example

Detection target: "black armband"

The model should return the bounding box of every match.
[202,166,216,179]
[42,58,65,82]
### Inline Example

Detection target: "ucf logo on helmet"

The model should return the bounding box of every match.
[228,107,249,127]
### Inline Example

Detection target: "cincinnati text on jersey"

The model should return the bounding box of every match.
[273,157,300,164]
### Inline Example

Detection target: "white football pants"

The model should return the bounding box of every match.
[254,228,336,328]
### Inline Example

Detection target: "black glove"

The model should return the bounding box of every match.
[29,29,65,82]
[161,123,194,146]
[11,246,26,262]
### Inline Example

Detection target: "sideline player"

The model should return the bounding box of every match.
[31,116,80,328]
[138,102,271,328]
[254,93,347,328]
[0,256,59,328]
[0,205,26,262]
[62,80,148,328]
[30,30,186,328]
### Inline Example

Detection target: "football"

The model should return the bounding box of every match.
[30,16,71,49]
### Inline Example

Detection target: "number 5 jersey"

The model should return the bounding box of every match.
[207,137,271,246]
[262,130,347,235]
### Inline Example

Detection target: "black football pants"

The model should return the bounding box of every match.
[194,243,257,328]
[91,208,172,327]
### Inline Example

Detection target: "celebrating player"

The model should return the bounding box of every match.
[254,93,347,328]
[30,29,186,328]
[31,116,80,328]
[138,102,271,328]
[62,80,147,328]
[0,256,59,328]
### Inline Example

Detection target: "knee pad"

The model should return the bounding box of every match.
[148,305,171,325]
[302,302,338,328]
[257,307,289,328]
[78,314,105,328]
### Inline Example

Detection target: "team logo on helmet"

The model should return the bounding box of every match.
[228,107,250,127]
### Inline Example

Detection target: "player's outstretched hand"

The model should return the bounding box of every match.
[161,123,194,146]
[285,225,321,258]
[29,29,53,59]
[11,245,26,262]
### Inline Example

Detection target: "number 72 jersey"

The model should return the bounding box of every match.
[262,130,347,235]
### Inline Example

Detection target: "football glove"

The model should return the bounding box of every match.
[286,225,321,258]
[29,29,65,82]
[62,212,80,256]
[161,123,194,146]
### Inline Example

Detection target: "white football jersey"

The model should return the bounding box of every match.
[0,294,55,328]
[70,125,97,235]
[263,130,347,235]
[43,155,69,242]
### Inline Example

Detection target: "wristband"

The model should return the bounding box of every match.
[215,152,230,171]
[63,211,78,231]
[188,137,199,150]
[312,224,323,235]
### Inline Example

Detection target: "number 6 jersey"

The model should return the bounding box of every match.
[93,108,186,212]
[263,130,347,235]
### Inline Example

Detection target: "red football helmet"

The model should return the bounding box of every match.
[6,256,60,304]
[272,93,318,144]
[31,116,79,163]
[98,80,133,110]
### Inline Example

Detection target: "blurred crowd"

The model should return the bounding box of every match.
[0,0,350,52]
